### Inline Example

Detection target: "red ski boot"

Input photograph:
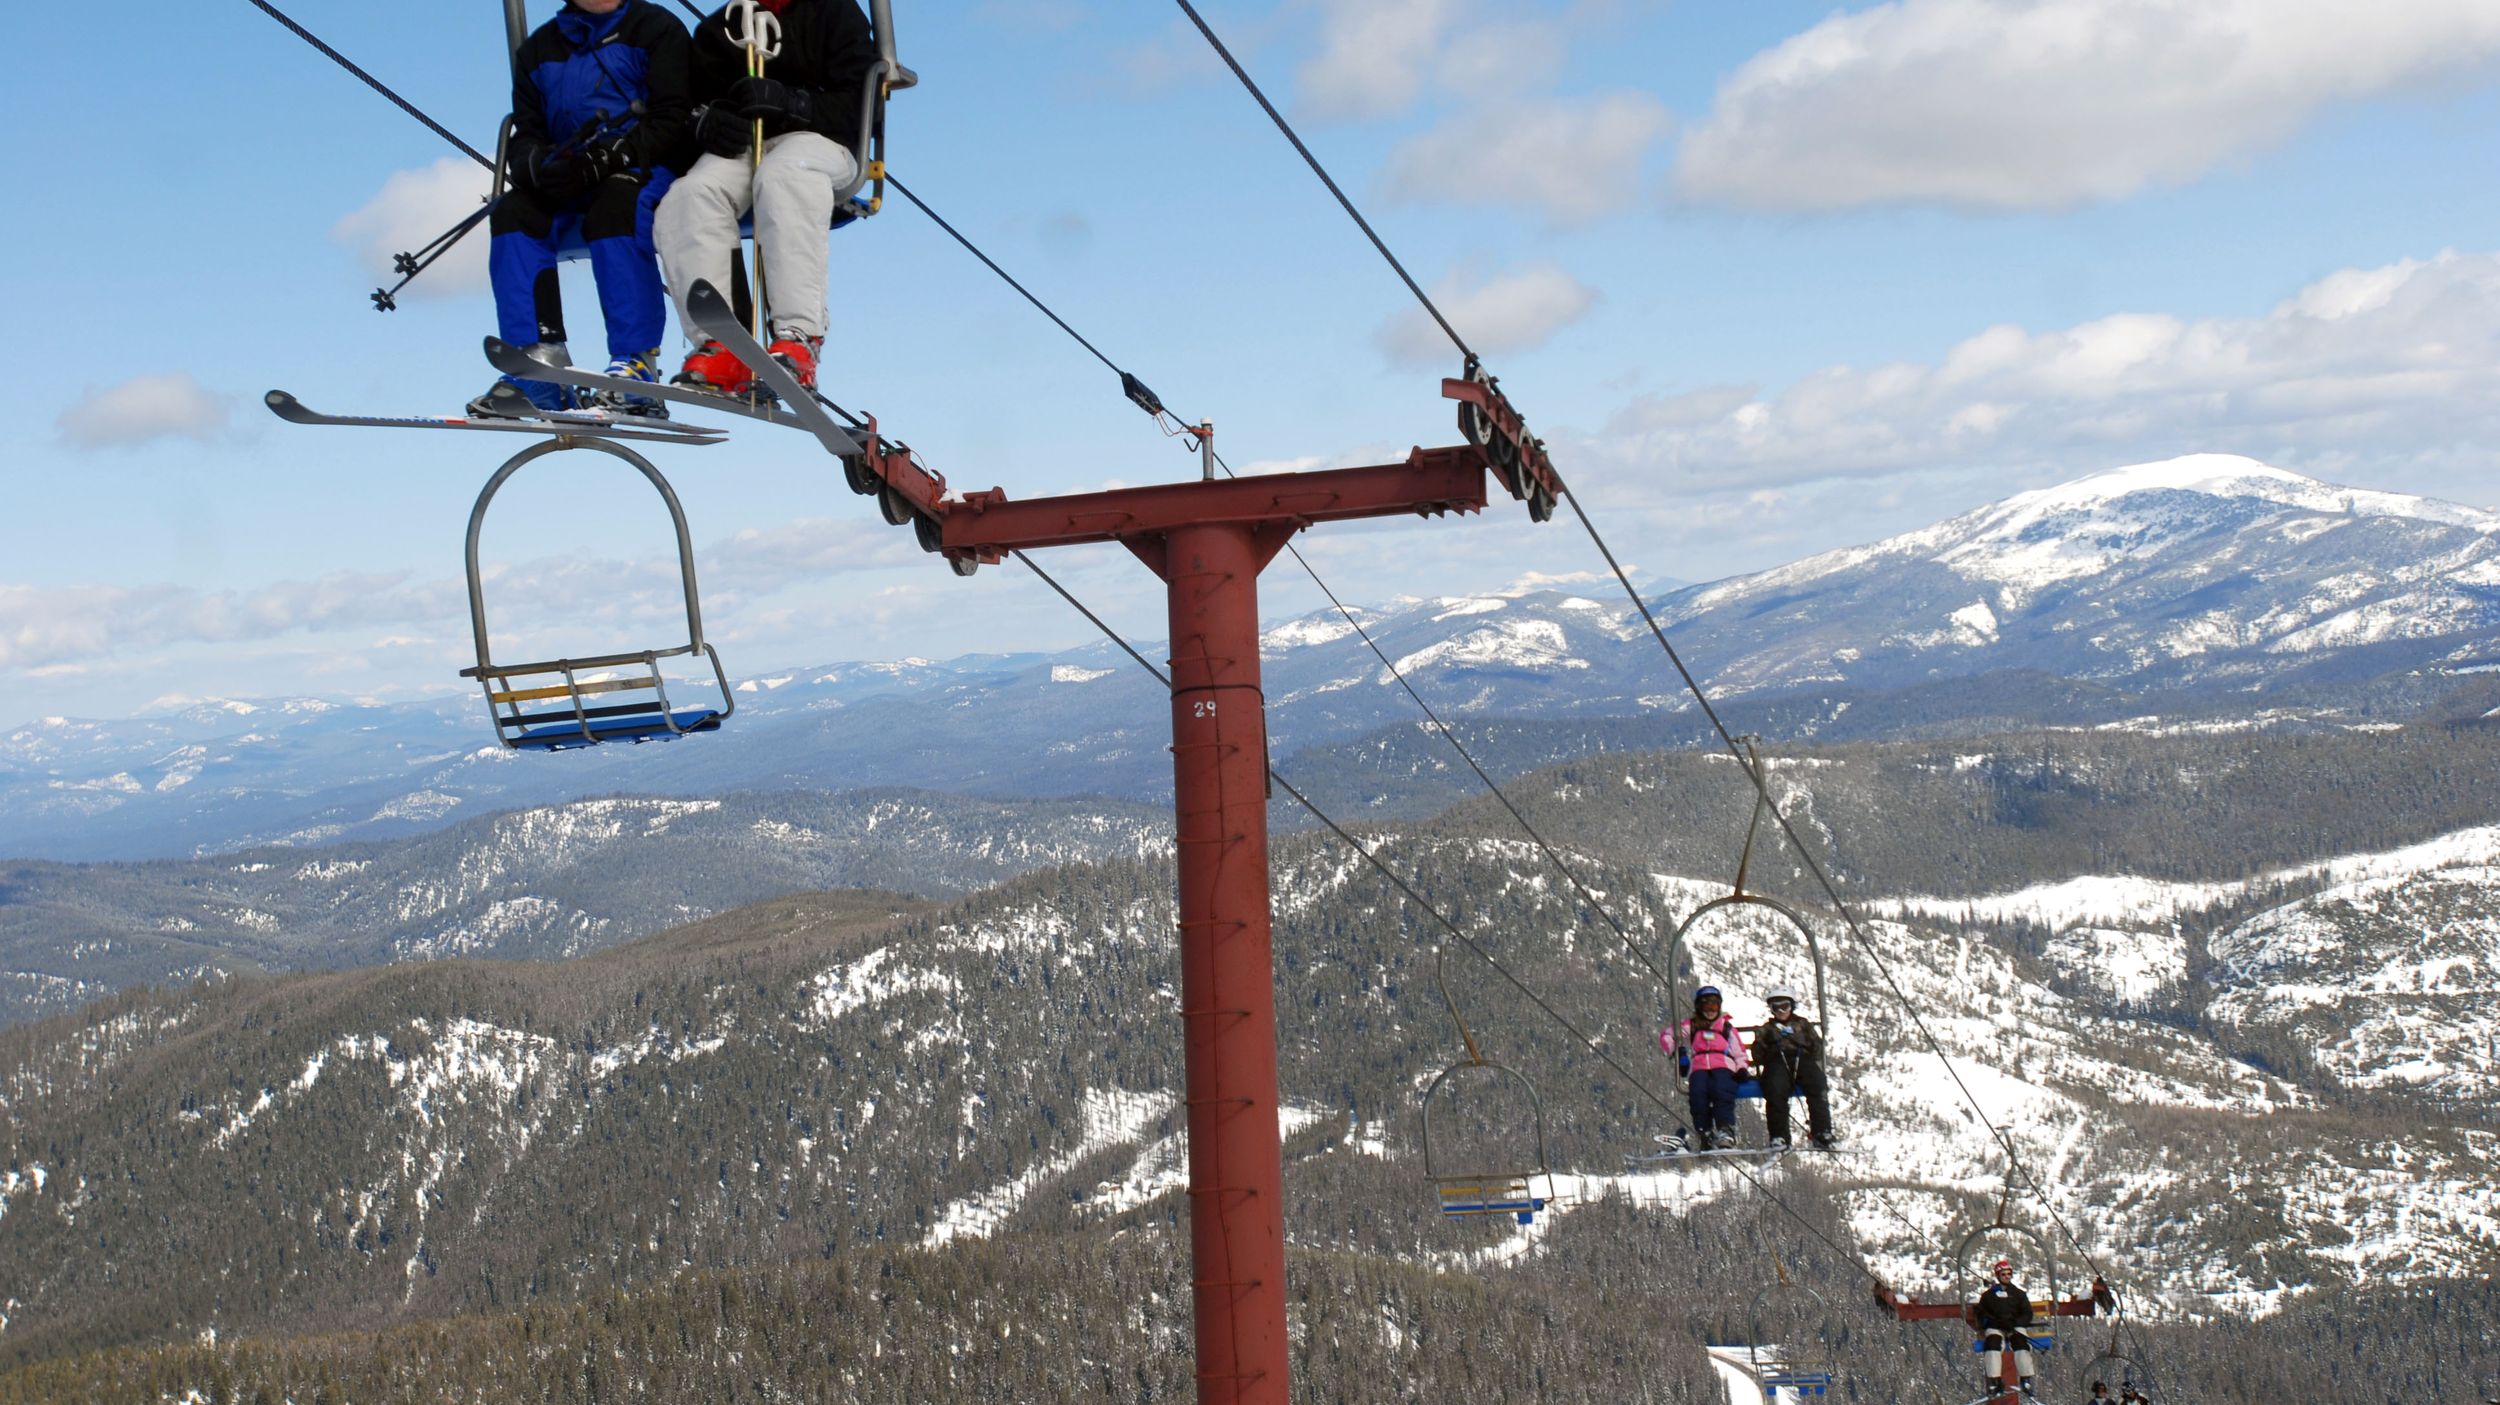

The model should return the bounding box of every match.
[766,332,822,392]
[672,339,754,396]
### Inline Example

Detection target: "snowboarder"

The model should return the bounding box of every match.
[473,0,694,419]
[1751,986,1837,1151]
[656,0,877,396]
[1972,1258,2038,1399]
[1661,985,1750,1150]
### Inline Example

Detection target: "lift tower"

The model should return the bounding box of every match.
[935,448,1492,1403]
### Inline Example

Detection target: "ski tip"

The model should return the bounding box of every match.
[264,389,311,422]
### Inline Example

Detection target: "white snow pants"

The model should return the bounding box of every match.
[653,131,859,344]
[1980,1334,2035,1385]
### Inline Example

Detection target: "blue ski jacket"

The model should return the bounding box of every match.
[510,0,694,174]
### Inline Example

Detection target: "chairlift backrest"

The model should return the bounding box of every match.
[459,438,734,750]
[1953,1217,2062,1315]
[1665,892,1834,1035]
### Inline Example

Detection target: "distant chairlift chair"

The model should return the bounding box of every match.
[460,438,734,750]
[1419,949,1555,1225]
[1748,1277,1839,1399]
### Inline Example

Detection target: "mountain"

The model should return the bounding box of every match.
[4,455,2495,863]
[0,787,1170,1028]
[0,811,2489,1395]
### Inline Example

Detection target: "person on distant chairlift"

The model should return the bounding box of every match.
[473,0,694,420]
[1751,986,1838,1152]
[1973,1257,2040,1400]
[2084,1381,2113,1405]
[1661,984,1750,1151]
[2116,1386,2149,1405]
[657,0,877,397]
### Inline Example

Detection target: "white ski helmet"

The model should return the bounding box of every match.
[1766,986,1800,1006]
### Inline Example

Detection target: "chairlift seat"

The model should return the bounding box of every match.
[1970,1335,2055,1352]
[1436,1180,1544,1225]
[1761,1370,1834,1397]
[460,438,734,750]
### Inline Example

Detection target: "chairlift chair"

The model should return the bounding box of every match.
[1747,1277,1839,1399]
[459,438,734,749]
[1664,738,1834,1100]
[2081,1325,2155,1403]
[1418,949,1554,1225]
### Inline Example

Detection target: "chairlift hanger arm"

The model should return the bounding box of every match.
[939,448,1488,563]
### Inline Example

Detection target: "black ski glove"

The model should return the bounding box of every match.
[692,102,750,159]
[728,75,816,132]
[581,136,639,185]
[514,143,594,203]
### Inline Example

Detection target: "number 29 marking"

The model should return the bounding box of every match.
[1192,700,1218,718]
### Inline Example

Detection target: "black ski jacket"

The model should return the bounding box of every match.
[1750,1014,1826,1076]
[691,0,877,150]
[510,1,695,175]
[1972,1282,2035,1335]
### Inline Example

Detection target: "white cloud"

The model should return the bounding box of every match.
[1384,92,1671,226]
[1298,0,1468,120]
[0,517,940,675]
[1584,248,2500,494]
[1677,0,2500,212]
[331,157,498,297]
[55,373,232,451]
[1376,264,1599,365]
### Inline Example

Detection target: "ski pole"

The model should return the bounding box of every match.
[369,108,628,311]
[723,0,783,339]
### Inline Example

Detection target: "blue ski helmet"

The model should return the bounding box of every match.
[1695,985,1722,1002]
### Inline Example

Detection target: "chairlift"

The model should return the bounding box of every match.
[2082,1330,2156,1403]
[1664,737,1833,1099]
[1747,1272,1839,1399]
[459,438,734,749]
[496,0,917,267]
[1418,949,1553,1225]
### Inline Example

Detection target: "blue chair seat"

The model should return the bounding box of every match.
[513,706,722,750]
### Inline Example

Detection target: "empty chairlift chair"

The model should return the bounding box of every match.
[1419,949,1554,1225]
[1748,1278,1839,1399]
[460,439,735,750]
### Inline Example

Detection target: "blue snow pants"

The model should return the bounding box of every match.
[1689,1067,1739,1136]
[488,171,676,359]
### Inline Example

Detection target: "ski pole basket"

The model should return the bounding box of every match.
[1418,949,1554,1225]
[458,438,735,751]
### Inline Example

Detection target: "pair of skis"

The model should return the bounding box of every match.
[265,281,863,457]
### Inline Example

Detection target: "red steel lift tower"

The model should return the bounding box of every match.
[926,445,1494,1403]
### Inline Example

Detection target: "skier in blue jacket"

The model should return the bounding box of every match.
[473,0,694,418]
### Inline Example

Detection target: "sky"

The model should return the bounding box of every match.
[7,0,2500,724]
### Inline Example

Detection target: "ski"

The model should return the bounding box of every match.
[1626,1145,1792,1165]
[482,336,812,432]
[682,280,866,458]
[264,390,723,445]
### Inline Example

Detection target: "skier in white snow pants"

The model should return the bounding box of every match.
[657,0,875,395]
[654,130,857,344]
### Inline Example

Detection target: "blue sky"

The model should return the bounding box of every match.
[9,0,2500,723]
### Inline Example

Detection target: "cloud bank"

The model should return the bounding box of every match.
[332,158,498,297]
[1376,264,1600,365]
[56,373,233,451]
[1678,0,2500,212]
[1589,248,2500,492]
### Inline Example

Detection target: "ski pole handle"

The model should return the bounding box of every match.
[722,0,782,64]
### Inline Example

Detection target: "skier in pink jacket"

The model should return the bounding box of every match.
[1661,984,1751,1150]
